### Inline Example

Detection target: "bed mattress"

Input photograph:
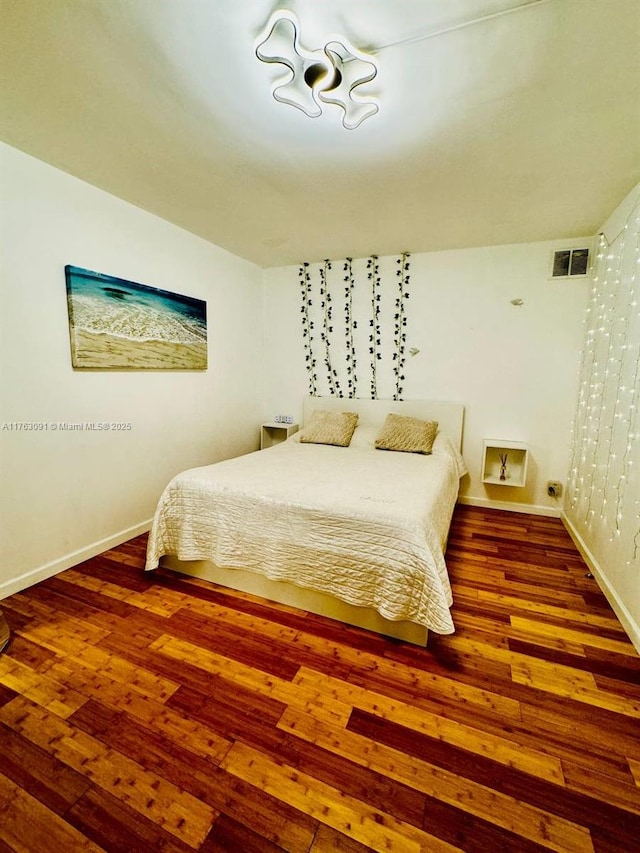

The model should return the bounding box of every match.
[146,433,466,634]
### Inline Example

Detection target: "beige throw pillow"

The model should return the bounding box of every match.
[299,410,359,447]
[375,414,439,454]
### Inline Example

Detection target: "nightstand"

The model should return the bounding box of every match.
[260,422,299,449]
[482,439,528,487]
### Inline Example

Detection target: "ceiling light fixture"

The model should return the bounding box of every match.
[255,9,379,130]
[254,1,549,130]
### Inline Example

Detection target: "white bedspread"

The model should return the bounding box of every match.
[145,435,466,634]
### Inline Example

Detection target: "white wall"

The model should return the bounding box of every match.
[0,143,264,596]
[263,241,589,513]
[563,183,640,651]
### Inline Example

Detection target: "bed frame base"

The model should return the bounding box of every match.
[161,556,429,646]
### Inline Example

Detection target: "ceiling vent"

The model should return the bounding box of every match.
[550,247,590,279]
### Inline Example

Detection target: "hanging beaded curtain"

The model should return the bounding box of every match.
[299,253,411,400]
[565,196,640,566]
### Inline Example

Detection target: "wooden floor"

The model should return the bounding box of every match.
[0,506,639,853]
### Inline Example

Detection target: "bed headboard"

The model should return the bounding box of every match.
[303,397,465,451]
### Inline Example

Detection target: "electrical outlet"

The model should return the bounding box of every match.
[547,481,563,498]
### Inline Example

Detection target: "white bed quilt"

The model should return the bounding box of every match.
[145,436,466,634]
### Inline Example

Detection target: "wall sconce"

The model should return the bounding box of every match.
[255,9,379,130]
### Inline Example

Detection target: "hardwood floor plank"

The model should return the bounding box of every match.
[592,671,640,701]
[277,707,595,852]
[162,608,303,680]
[68,700,315,851]
[3,634,58,670]
[507,636,640,695]
[63,564,189,616]
[421,795,554,853]
[68,699,232,804]
[299,636,523,718]
[99,628,269,698]
[346,707,640,833]
[309,823,375,852]
[0,697,216,848]
[584,642,640,675]
[506,627,588,657]
[19,583,132,633]
[291,667,564,783]
[220,740,464,853]
[590,821,640,853]
[199,772,319,852]
[454,573,592,610]
[65,785,197,853]
[0,654,89,718]
[200,814,286,853]
[179,602,358,680]
[509,615,635,655]
[38,662,234,764]
[69,695,318,852]
[30,630,181,704]
[476,591,625,631]
[511,656,640,718]
[14,614,111,656]
[561,760,640,815]
[520,701,640,763]
[0,722,92,816]
[0,683,17,708]
[229,710,427,830]
[0,772,106,852]
[183,595,301,642]
[436,633,640,725]
[72,555,151,589]
[150,633,353,726]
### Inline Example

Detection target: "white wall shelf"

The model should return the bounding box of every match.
[482,439,528,487]
[260,422,298,450]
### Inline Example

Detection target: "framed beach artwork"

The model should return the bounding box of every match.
[64,266,207,370]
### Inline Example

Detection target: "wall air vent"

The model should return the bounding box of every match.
[550,247,590,279]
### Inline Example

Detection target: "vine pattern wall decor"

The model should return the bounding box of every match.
[299,253,411,400]
[394,252,410,401]
[343,258,358,397]
[299,262,318,396]
[319,259,341,397]
[367,254,382,399]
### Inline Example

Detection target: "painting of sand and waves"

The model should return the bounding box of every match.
[65,266,207,369]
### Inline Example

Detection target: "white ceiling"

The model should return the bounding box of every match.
[1,0,639,268]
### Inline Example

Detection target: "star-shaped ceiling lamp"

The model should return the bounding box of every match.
[255,9,379,130]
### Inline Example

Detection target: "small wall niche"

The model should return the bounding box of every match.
[482,439,529,487]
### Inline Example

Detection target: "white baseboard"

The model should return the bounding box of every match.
[0,519,153,600]
[561,512,640,654]
[457,495,561,518]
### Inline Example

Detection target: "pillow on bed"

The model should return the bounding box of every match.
[299,410,359,447]
[375,414,439,454]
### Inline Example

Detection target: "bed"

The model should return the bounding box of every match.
[146,397,466,645]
